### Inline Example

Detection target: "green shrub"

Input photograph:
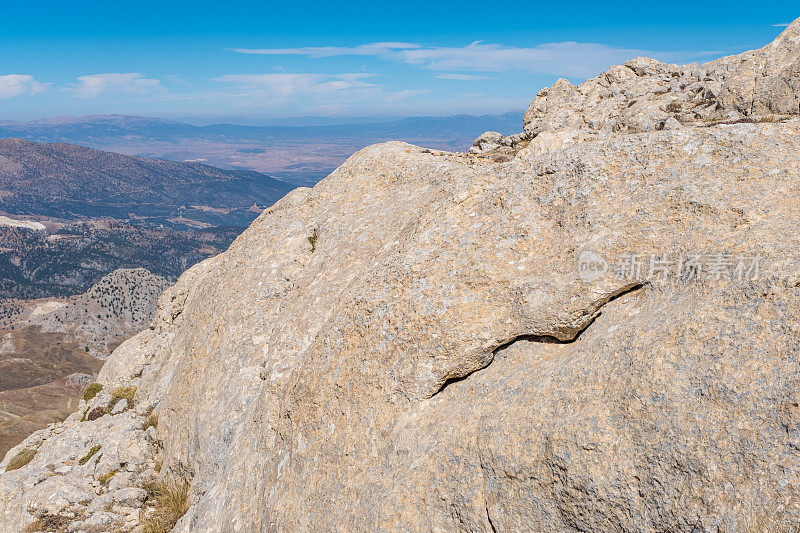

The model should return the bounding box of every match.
[78,444,101,466]
[5,448,37,472]
[82,383,103,402]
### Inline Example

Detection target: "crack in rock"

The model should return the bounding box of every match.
[431,283,645,397]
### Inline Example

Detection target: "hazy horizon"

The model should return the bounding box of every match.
[0,109,524,128]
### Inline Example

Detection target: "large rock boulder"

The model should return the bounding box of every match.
[3,19,800,533]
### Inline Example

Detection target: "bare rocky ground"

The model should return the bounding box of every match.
[2,19,800,533]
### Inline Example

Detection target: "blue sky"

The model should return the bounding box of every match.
[0,0,797,121]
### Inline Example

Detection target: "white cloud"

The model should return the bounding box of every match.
[228,42,422,58]
[396,41,654,78]
[68,73,163,99]
[0,75,49,99]
[772,23,791,27]
[212,73,375,97]
[436,73,491,80]
[200,72,440,116]
[385,89,431,100]
[229,41,656,78]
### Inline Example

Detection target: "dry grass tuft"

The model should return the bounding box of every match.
[145,413,159,430]
[5,448,37,472]
[23,513,68,532]
[142,478,190,533]
[99,469,118,485]
[307,229,318,253]
[108,386,137,411]
[78,444,101,466]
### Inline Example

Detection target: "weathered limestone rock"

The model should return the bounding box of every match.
[469,131,529,161]
[3,19,800,533]
[110,399,129,415]
[708,17,800,116]
[471,18,800,157]
[469,130,504,154]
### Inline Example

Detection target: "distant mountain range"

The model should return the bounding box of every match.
[0,138,293,226]
[0,113,523,185]
[0,112,522,142]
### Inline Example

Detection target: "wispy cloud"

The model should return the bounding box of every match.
[0,75,49,99]
[67,73,163,99]
[212,73,375,98]
[396,42,656,78]
[436,73,491,80]
[228,42,422,58]
[385,89,431,100]
[229,41,658,78]
[200,72,437,116]
[772,23,791,27]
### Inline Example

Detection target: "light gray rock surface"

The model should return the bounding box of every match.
[2,20,800,533]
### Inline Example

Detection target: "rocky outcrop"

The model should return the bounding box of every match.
[707,18,800,117]
[471,18,800,158]
[468,131,529,161]
[30,268,171,358]
[3,21,800,533]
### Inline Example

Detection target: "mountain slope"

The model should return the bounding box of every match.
[0,139,294,226]
[30,268,172,358]
[1,19,800,532]
[0,220,240,300]
[0,268,169,457]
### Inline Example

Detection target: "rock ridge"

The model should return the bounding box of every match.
[470,19,800,158]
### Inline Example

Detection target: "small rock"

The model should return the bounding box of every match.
[66,373,94,389]
[112,487,146,506]
[469,131,504,154]
[111,399,128,415]
[124,508,141,527]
